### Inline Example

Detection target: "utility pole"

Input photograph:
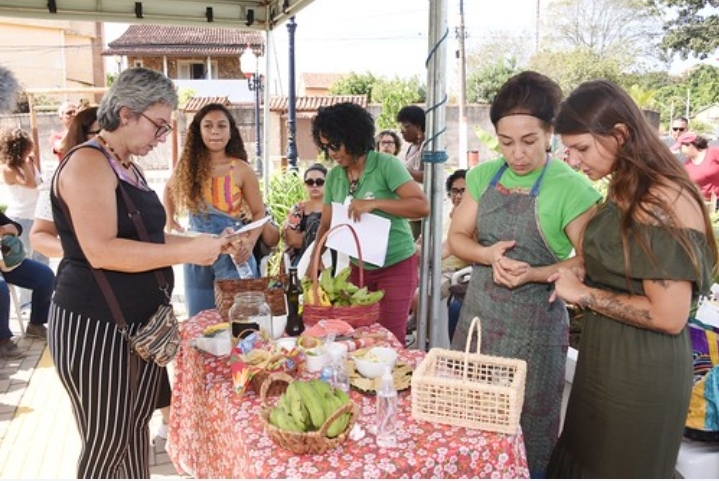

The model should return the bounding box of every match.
[457,0,468,169]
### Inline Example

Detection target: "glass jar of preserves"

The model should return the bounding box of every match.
[228,291,271,348]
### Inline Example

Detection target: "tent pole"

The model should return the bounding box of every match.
[417,0,449,352]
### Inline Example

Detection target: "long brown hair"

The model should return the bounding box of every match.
[172,103,247,214]
[556,80,718,284]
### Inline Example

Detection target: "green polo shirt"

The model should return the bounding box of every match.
[324,150,415,269]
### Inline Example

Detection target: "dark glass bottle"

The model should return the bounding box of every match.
[285,267,305,336]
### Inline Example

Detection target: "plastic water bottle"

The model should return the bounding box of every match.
[375,366,398,448]
[234,260,254,279]
[320,364,335,385]
[333,360,350,393]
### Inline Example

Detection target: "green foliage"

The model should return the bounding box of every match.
[528,47,624,93]
[106,72,117,86]
[178,88,197,109]
[330,72,425,131]
[650,0,719,60]
[329,72,378,101]
[466,58,520,103]
[627,84,658,109]
[473,127,500,155]
[653,64,719,128]
[264,169,307,227]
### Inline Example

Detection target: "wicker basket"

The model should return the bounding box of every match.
[258,373,358,454]
[302,224,380,328]
[411,317,527,435]
[214,276,288,321]
[249,353,299,396]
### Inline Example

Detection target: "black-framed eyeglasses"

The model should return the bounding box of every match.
[449,187,466,196]
[319,141,341,153]
[379,140,396,146]
[139,112,173,138]
[304,178,325,187]
[672,127,686,132]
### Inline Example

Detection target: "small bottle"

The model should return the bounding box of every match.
[285,267,305,336]
[333,359,350,393]
[234,260,254,279]
[375,366,398,448]
[320,364,335,386]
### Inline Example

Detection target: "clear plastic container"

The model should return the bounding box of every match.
[228,291,271,347]
[234,260,254,279]
[375,366,398,448]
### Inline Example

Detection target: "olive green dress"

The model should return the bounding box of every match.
[547,202,714,478]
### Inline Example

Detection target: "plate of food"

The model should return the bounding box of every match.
[348,359,413,394]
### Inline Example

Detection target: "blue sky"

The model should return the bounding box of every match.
[104,0,718,95]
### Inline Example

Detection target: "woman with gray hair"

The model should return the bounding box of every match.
[48,67,235,478]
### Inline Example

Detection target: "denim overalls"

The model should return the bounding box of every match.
[184,204,259,317]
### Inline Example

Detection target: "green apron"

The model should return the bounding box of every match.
[451,159,568,478]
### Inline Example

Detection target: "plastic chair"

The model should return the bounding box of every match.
[8,283,26,335]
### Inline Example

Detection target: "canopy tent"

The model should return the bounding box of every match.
[0,0,450,351]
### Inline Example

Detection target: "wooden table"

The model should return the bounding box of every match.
[166,309,530,479]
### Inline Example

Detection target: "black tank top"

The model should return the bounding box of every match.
[51,144,174,325]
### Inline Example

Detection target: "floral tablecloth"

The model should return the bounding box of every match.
[167,309,530,479]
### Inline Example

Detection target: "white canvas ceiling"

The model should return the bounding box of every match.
[0,0,315,30]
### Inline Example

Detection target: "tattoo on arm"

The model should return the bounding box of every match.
[580,291,654,329]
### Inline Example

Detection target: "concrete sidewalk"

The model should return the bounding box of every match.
[0,313,186,479]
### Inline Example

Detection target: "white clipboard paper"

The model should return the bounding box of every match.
[327,202,390,267]
[227,216,271,239]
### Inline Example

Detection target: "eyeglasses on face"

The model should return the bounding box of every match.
[672,127,686,132]
[304,178,325,187]
[319,141,341,153]
[139,112,173,138]
[449,187,466,196]
[380,140,395,146]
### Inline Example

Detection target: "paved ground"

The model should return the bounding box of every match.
[0,274,188,479]
[0,172,190,478]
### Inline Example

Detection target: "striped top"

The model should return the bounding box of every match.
[203,160,243,215]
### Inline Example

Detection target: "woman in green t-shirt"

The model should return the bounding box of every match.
[448,71,601,478]
[311,102,429,345]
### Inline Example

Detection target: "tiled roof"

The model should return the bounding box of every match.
[269,95,368,112]
[103,24,264,56]
[300,73,347,90]
[182,96,232,113]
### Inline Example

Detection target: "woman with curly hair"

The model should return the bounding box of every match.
[375,129,402,156]
[164,103,265,316]
[311,102,429,344]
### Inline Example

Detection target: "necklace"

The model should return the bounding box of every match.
[97,134,133,168]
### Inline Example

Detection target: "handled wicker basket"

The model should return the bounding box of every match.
[258,373,358,454]
[411,317,527,435]
[302,223,380,328]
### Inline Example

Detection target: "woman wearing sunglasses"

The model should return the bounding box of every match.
[311,102,429,345]
[283,163,327,266]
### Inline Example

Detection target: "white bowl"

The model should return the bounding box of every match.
[275,337,297,352]
[327,343,349,363]
[305,348,330,373]
[352,347,398,379]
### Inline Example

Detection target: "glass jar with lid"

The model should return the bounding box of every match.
[228,291,272,348]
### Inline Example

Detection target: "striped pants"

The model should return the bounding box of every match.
[48,302,161,479]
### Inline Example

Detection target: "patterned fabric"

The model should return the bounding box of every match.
[452,160,568,478]
[203,160,243,216]
[167,309,530,479]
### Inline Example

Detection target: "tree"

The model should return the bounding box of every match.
[650,0,719,60]
[528,47,624,93]
[329,73,425,130]
[544,0,664,69]
[466,58,520,103]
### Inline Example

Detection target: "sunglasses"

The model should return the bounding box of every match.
[319,141,341,153]
[672,127,686,132]
[449,187,466,196]
[304,178,325,187]
[140,112,173,138]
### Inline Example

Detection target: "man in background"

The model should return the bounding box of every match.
[397,105,425,241]
[665,116,689,162]
[48,101,77,162]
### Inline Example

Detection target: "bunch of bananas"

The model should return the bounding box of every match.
[301,267,385,307]
[268,380,353,438]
